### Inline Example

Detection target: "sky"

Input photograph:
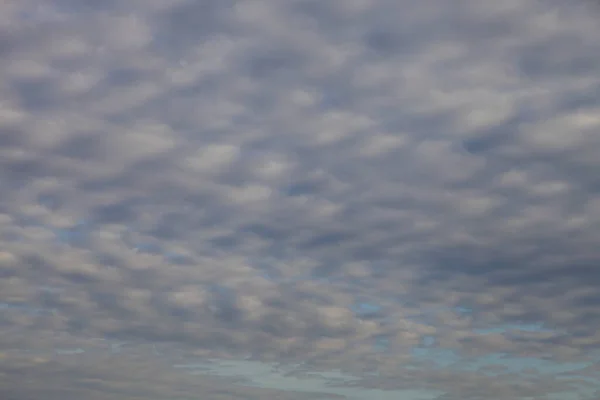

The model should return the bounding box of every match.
[1,0,600,399]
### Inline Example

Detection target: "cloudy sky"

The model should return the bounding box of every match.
[1,0,600,399]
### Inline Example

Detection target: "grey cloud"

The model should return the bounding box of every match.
[1,0,600,399]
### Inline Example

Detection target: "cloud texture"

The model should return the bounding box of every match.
[1,0,600,399]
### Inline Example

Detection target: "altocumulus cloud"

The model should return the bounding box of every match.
[1,0,600,399]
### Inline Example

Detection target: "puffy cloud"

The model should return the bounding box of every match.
[1,0,600,399]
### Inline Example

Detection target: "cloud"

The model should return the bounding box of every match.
[1,0,600,399]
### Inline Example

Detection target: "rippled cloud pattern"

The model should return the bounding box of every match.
[1,1,600,399]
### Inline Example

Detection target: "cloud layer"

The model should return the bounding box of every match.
[1,0,600,399]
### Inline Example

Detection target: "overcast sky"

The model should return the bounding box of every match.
[1,0,600,399]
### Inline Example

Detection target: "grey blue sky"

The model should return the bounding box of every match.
[1,0,600,399]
